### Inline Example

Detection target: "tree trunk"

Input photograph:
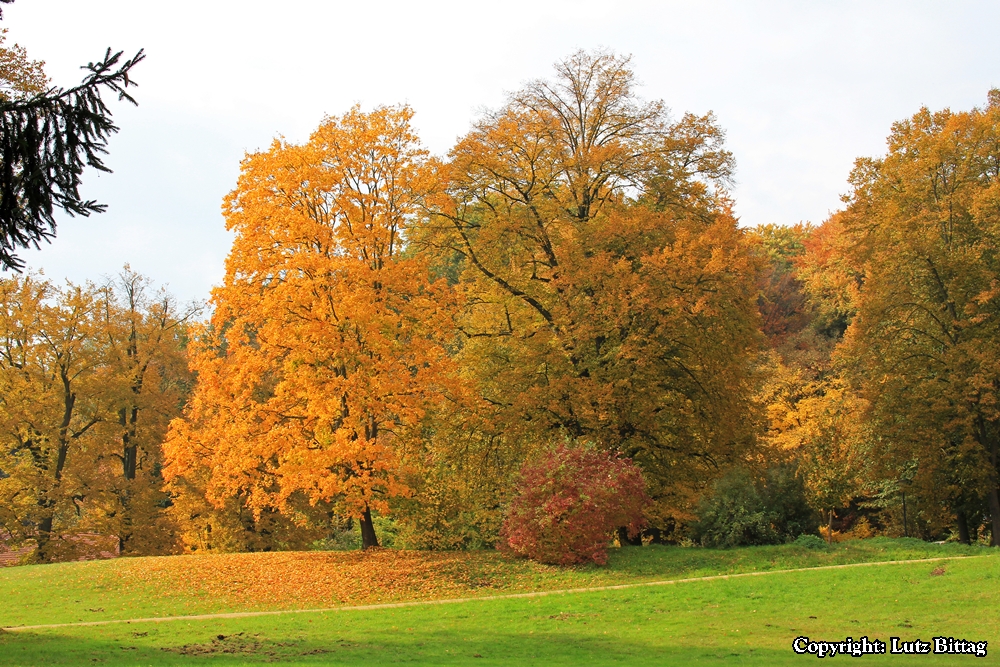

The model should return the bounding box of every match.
[902,492,908,538]
[358,417,381,550]
[121,405,139,480]
[989,487,1000,547]
[116,399,141,555]
[826,510,833,545]
[617,526,641,546]
[359,503,379,550]
[990,437,1000,547]
[36,513,54,562]
[37,371,76,562]
[956,509,971,545]
[972,416,1000,546]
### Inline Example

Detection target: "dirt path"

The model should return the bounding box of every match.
[3,555,984,632]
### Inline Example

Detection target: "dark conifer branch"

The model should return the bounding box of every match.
[0,48,145,270]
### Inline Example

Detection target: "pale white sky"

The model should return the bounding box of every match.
[6,1,1000,304]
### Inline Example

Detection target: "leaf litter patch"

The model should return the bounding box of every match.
[162,631,332,659]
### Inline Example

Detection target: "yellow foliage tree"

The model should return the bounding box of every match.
[417,51,762,534]
[0,28,47,101]
[838,90,1000,542]
[0,271,190,560]
[164,106,463,549]
[0,277,109,559]
[99,268,197,554]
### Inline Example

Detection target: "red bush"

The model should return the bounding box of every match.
[499,444,650,565]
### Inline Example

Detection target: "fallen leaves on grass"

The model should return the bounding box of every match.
[104,549,591,612]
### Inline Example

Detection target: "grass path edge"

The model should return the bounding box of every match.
[4,554,986,633]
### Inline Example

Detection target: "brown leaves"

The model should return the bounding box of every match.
[835,91,1000,534]
[0,29,48,101]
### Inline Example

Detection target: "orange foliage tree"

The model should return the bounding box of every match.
[835,90,1000,542]
[416,51,762,534]
[164,106,462,549]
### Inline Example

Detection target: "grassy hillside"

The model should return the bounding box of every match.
[0,538,984,627]
[0,540,996,665]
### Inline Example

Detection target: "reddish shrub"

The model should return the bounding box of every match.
[499,444,650,565]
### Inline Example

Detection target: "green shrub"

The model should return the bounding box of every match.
[793,534,828,549]
[692,465,818,548]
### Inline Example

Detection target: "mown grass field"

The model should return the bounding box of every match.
[0,539,996,665]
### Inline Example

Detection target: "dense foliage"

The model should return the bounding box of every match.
[692,465,818,547]
[419,50,762,537]
[5,48,1000,563]
[500,443,649,565]
[162,106,464,551]
[0,270,194,560]
[837,90,1000,543]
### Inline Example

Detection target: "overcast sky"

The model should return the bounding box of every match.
[6,1,1000,304]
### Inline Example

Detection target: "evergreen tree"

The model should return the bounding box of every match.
[0,4,143,270]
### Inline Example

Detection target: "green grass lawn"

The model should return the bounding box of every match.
[0,539,996,665]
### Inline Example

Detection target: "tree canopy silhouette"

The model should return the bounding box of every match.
[0,30,143,270]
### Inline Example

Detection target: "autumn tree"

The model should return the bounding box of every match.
[418,50,762,533]
[0,28,46,101]
[164,106,462,550]
[795,213,860,341]
[0,276,110,559]
[0,270,189,560]
[837,90,1000,543]
[758,352,869,538]
[750,221,868,536]
[753,223,822,344]
[97,268,197,554]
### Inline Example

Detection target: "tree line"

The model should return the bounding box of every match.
[0,269,195,559]
[3,51,1000,560]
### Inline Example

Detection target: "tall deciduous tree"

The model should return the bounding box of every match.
[99,268,197,554]
[164,106,462,550]
[839,90,1000,543]
[419,51,762,530]
[0,276,108,559]
[0,271,189,560]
